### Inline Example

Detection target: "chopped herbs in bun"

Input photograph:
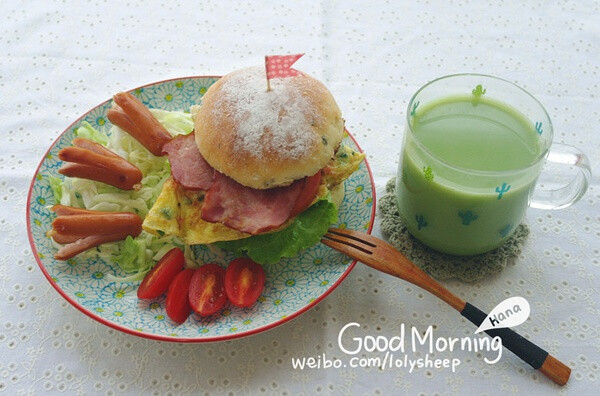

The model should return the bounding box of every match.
[143,66,365,264]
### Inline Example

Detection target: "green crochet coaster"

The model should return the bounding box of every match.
[379,178,529,282]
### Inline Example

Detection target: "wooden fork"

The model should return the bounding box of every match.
[321,228,571,386]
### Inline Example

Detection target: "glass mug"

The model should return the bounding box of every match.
[396,74,591,255]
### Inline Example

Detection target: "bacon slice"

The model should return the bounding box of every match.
[201,172,304,235]
[162,132,214,190]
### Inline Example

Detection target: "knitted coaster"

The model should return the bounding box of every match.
[379,178,529,282]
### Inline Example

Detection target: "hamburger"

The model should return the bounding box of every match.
[143,66,364,264]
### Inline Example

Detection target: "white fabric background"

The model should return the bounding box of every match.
[1,0,599,394]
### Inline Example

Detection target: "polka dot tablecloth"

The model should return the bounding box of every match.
[2,1,599,395]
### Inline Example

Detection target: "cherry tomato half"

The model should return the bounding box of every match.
[137,247,185,299]
[289,171,322,218]
[225,258,266,308]
[188,264,227,316]
[166,268,195,324]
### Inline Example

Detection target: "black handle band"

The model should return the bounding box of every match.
[461,302,548,369]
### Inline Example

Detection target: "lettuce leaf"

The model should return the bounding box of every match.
[215,197,338,265]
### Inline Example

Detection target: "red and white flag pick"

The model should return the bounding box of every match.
[264,53,304,91]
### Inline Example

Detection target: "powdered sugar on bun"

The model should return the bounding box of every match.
[214,66,318,160]
[193,66,344,189]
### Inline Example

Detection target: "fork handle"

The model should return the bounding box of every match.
[461,302,571,385]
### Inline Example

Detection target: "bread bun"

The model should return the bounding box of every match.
[192,66,344,189]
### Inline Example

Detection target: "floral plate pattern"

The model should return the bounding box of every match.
[26,76,376,342]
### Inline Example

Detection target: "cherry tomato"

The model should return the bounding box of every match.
[165,268,194,324]
[225,258,266,308]
[289,171,322,218]
[188,264,227,316]
[137,247,185,299]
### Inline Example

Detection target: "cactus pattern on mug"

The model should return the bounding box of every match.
[499,223,513,238]
[472,84,487,97]
[410,101,420,116]
[415,214,428,230]
[535,121,543,135]
[495,182,511,200]
[458,210,479,225]
[422,166,434,181]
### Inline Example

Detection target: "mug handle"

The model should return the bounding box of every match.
[529,143,592,210]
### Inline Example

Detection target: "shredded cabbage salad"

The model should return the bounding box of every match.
[49,109,195,278]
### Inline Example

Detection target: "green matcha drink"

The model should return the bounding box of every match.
[396,94,543,255]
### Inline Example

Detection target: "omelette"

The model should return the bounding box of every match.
[143,143,365,245]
